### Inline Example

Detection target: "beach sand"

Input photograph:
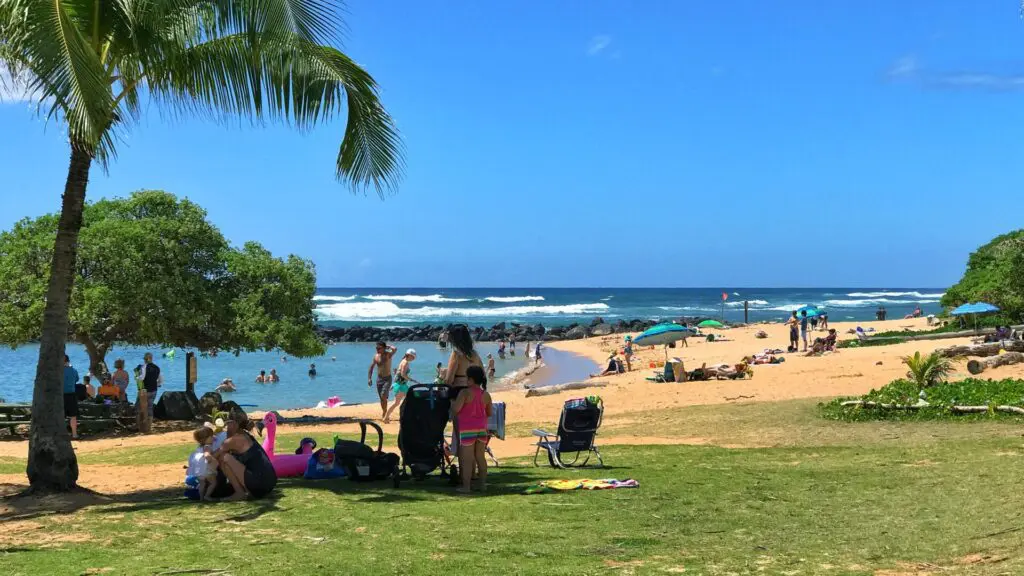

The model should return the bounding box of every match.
[2,317,1018,495]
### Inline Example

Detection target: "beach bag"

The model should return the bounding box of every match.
[304,448,347,480]
[334,421,399,482]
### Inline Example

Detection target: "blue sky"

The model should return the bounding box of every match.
[1,1,1023,288]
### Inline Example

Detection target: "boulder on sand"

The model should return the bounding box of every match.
[566,325,590,340]
[591,323,614,336]
[154,391,199,421]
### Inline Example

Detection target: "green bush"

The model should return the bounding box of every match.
[821,377,1024,421]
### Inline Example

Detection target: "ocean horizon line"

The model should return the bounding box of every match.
[314,286,950,290]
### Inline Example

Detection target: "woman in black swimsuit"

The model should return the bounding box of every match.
[211,410,278,500]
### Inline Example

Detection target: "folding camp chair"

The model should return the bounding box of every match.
[532,398,604,468]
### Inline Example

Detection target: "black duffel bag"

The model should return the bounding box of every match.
[334,421,400,485]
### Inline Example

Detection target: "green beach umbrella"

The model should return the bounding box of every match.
[698,319,724,328]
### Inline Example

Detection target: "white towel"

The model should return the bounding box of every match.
[488,401,506,440]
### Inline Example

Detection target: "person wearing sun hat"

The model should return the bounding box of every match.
[384,349,421,424]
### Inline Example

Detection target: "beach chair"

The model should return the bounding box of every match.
[532,398,604,469]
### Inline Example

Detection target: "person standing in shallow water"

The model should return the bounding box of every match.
[368,341,397,420]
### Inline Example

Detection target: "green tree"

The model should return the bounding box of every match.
[0,191,325,380]
[941,230,1024,321]
[0,1,401,492]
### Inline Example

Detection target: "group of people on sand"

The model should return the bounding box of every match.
[784,310,830,353]
[370,325,493,493]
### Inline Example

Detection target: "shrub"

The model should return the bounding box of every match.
[821,377,1024,421]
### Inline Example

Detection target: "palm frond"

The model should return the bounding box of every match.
[143,30,403,195]
[2,0,114,159]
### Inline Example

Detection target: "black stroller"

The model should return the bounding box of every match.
[398,384,458,483]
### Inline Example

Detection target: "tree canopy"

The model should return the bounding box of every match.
[941,230,1024,321]
[0,190,325,374]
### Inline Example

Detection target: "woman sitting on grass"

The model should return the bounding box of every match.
[210,410,278,501]
[451,365,493,494]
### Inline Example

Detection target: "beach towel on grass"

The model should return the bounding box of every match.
[523,478,639,494]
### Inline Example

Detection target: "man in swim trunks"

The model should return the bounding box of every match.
[368,341,397,419]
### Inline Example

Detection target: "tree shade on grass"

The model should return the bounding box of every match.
[0,0,403,492]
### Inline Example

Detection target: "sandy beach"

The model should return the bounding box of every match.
[2,317,1015,494]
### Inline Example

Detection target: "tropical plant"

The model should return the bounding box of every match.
[902,351,954,389]
[0,0,402,492]
[0,190,325,377]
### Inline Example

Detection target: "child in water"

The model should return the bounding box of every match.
[450,365,493,494]
[191,427,220,500]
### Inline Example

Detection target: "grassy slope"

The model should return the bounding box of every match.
[3,401,1024,575]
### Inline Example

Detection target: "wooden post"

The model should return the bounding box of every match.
[744,300,749,324]
[185,352,197,396]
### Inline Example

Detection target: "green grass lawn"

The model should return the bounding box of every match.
[4,402,1024,575]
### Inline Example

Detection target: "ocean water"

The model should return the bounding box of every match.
[0,287,944,411]
[0,342,529,411]
[314,287,947,326]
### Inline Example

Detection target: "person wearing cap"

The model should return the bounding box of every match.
[384,349,420,424]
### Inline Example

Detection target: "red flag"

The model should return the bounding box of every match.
[722,292,728,301]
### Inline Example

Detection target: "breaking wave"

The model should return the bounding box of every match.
[316,301,610,321]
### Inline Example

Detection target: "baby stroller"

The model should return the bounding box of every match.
[398,384,458,483]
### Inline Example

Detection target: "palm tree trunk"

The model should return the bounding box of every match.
[26,143,93,493]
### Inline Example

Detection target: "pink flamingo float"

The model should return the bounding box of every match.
[261,411,315,477]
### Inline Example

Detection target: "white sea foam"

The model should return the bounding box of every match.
[846,291,944,299]
[825,298,940,307]
[480,296,545,303]
[768,303,807,312]
[726,299,769,307]
[363,294,472,303]
[316,301,609,320]
[313,295,357,302]
[658,306,717,312]
[601,296,614,301]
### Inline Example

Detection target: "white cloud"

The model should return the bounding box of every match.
[358,257,372,268]
[886,55,1024,91]
[587,35,612,56]
[887,56,918,78]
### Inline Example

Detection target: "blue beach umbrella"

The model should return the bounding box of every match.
[950,302,1000,316]
[633,323,697,347]
[950,302,1000,330]
[795,306,825,318]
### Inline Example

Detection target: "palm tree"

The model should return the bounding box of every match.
[902,351,953,389]
[0,0,402,492]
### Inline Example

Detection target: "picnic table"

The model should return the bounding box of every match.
[0,400,136,434]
